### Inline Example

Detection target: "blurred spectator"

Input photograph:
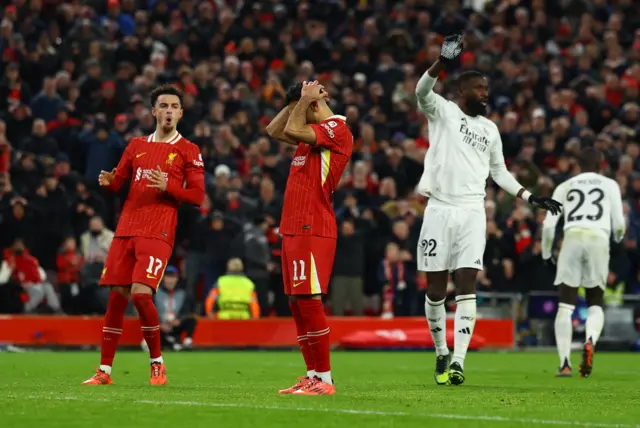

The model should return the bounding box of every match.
[155,266,197,351]
[232,215,273,315]
[331,218,365,316]
[57,237,85,314]
[205,258,260,320]
[0,238,62,314]
[79,216,113,311]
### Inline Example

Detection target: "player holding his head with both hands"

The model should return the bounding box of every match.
[266,81,353,395]
[415,34,563,385]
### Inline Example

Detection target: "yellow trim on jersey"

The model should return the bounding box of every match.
[310,252,321,294]
[320,148,331,186]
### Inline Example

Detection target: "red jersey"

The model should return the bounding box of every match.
[106,131,205,247]
[279,115,353,239]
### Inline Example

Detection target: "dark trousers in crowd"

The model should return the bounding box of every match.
[60,283,109,315]
[185,251,205,303]
[0,280,24,314]
[331,275,364,316]
[270,271,290,316]
[248,274,269,317]
[161,317,198,349]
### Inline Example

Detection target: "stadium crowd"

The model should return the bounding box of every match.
[0,0,639,319]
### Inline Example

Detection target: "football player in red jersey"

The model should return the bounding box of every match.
[267,81,353,395]
[82,85,205,386]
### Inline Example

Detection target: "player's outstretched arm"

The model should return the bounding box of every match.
[100,144,133,192]
[541,184,566,262]
[164,146,205,206]
[415,34,463,119]
[284,81,326,145]
[489,136,562,215]
[266,105,299,146]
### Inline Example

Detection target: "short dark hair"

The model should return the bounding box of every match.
[285,83,303,104]
[149,84,184,107]
[579,147,601,171]
[457,71,485,88]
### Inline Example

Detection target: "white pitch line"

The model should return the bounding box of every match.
[10,394,638,428]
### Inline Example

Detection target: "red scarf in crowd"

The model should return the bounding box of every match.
[514,222,532,255]
[382,258,404,315]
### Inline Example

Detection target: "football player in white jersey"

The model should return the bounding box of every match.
[415,34,562,385]
[542,148,625,378]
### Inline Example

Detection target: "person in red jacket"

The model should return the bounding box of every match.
[0,238,62,313]
[57,237,85,314]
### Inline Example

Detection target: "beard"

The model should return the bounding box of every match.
[467,99,487,117]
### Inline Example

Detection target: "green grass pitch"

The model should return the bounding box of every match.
[1,351,639,427]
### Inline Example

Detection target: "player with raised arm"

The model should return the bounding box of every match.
[415,34,563,385]
[541,148,625,378]
[266,81,353,395]
[82,84,205,385]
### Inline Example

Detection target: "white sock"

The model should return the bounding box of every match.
[183,337,193,346]
[150,356,164,364]
[307,370,317,378]
[452,294,477,369]
[316,371,332,385]
[425,295,449,356]
[99,365,112,375]
[585,305,604,346]
[554,302,574,368]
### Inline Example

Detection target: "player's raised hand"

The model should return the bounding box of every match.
[98,169,116,186]
[439,33,464,66]
[300,80,326,101]
[528,194,563,215]
[147,165,168,191]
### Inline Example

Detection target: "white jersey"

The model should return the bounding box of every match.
[542,172,625,258]
[415,85,524,209]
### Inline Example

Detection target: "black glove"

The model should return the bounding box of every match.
[439,34,464,66]
[528,194,563,215]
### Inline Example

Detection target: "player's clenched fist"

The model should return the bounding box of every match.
[439,33,464,66]
[300,80,326,101]
[99,169,116,186]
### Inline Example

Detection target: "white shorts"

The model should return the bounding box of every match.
[554,229,610,290]
[417,201,486,272]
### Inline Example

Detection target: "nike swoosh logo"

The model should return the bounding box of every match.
[293,282,304,288]
[146,274,157,279]
[136,153,146,158]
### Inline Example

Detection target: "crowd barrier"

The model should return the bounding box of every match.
[0,315,515,349]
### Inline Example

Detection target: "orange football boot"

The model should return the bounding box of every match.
[292,377,336,395]
[278,376,311,394]
[579,340,594,378]
[82,369,113,385]
[150,362,167,385]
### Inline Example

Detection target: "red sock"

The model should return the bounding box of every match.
[297,298,331,373]
[132,293,162,360]
[289,300,315,373]
[100,291,129,367]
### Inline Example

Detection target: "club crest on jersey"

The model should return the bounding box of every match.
[166,153,178,165]
[292,156,306,167]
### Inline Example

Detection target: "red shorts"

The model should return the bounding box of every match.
[281,235,336,296]
[100,236,173,292]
